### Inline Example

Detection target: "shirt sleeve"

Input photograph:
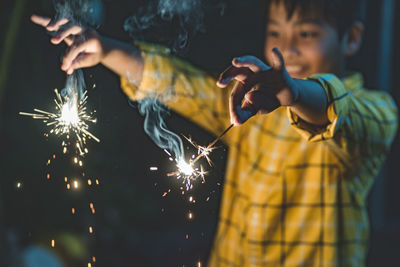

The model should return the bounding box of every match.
[120,42,232,142]
[287,73,398,155]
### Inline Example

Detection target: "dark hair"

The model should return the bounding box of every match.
[265,0,365,38]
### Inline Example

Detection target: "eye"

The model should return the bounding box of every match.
[300,31,319,38]
[267,30,280,38]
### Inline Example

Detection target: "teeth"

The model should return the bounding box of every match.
[286,66,302,72]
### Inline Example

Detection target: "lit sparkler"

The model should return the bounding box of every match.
[19,88,99,155]
[167,124,234,190]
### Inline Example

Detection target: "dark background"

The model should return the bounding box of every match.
[0,0,399,266]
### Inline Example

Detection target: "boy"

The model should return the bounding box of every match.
[31,0,397,265]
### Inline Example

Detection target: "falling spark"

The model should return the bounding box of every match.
[64,177,68,183]
[72,208,75,214]
[51,239,55,248]
[89,226,93,234]
[88,263,91,267]
[46,173,50,180]
[67,184,71,190]
[150,166,158,171]
[90,203,95,213]
[188,212,193,220]
[73,180,79,189]
[88,179,92,185]
[164,149,171,156]
[19,89,99,156]
[92,256,96,262]
[198,262,202,267]
[189,196,193,202]
[17,182,22,188]
[95,179,99,185]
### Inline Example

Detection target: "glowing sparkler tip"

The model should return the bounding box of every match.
[177,159,194,176]
[60,103,79,126]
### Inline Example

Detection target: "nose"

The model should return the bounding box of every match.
[281,36,300,59]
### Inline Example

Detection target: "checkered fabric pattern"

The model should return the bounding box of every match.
[120,43,398,267]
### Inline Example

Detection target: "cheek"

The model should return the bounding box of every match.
[300,41,339,74]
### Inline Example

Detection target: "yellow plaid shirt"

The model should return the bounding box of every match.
[120,43,398,267]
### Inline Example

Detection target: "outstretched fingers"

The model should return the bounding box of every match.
[229,82,249,125]
[62,41,90,73]
[217,65,253,88]
[232,55,271,72]
[51,25,83,44]
[30,14,51,27]
[271,47,285,70]
[46,17,70,31]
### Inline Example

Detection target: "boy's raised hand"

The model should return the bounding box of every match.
[31,14,105,75]
[217,48,299,125]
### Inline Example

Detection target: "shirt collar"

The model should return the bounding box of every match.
[342,72,364,91]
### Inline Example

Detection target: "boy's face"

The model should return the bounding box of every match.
[264,1,345,78]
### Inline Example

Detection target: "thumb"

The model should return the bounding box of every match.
[271,47,285,70]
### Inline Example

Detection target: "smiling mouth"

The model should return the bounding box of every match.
[286,65,302,72]
[286,65,307,77]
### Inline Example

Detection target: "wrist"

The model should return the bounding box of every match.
[99,35,110,64]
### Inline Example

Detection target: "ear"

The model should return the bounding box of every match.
[342,21,364,56]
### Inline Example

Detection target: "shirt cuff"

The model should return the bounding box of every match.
[120,42,174,101]
[287,73,350,142]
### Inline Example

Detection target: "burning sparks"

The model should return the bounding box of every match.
[166,124,233,190]
[177,159,194,176]
[183,136,218,167]
[168,158,207,190]
[19,89,99,156]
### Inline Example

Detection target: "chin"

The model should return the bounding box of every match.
[288,72,308,79]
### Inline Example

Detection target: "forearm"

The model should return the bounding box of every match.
[100,37,144,86]
[290,79,329,126]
